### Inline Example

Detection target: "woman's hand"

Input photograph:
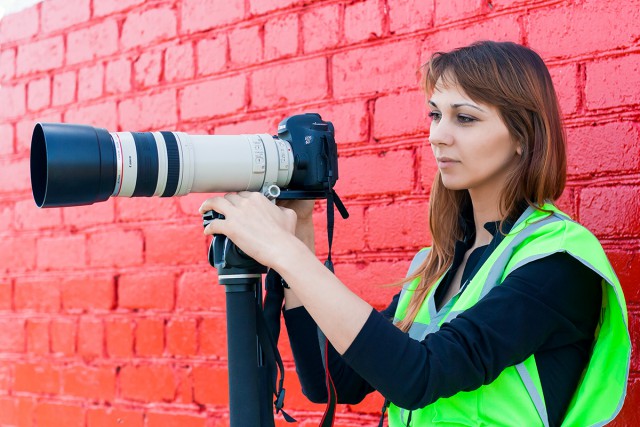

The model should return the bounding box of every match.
[199,192,301,269]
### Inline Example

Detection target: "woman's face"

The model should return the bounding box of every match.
[428,77,521,194]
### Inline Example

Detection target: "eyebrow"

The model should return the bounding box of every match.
[428,100,486,113]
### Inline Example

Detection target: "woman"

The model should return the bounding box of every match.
[200,41,630,426]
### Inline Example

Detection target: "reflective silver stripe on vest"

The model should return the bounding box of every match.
[394,249,431,324]
[515,363,550,427]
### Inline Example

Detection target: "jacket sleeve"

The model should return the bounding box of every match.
[283,292,400,403]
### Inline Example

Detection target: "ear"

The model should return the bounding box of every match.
[516,145,523,155]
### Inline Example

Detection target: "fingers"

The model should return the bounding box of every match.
[198,195,234,215]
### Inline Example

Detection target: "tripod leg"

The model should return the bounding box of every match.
[225,286,261,427]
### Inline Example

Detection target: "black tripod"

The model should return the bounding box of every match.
[204,210,291,427]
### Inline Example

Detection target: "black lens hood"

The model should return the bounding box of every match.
[30,123,116,208]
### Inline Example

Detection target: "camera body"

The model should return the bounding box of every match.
[30,113,339,207]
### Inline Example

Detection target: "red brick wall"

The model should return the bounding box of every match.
[0,0,639,425]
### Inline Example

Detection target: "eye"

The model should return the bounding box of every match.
[428,111,441,122]
[457,115,477,124]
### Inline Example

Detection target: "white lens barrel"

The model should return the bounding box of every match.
[109,131,294,198]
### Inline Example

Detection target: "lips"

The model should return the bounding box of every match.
[436,157,460,169]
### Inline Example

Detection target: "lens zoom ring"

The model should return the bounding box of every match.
[161,131,180,197]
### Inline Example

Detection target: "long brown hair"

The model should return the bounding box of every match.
[396,41,567,332]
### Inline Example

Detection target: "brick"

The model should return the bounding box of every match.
[181,0,245,34]
[119,272,175,311]
[37,235,86,270]
[367,200,430,250]
[78,63,104,101]
[62,365,115,400]
[88,408,144,427]
[0,235,35,272]
[0,319,25,352]
[335,259,412,309]
[14,198,62,230]
[0,83,26,119]
[27,75,50,111]
[0,281,11,310]
[196,35,228,75]
[105,58,132,95]
[88,229,143,268]
[93,0,146,17]
[64,101,118,130]
[315,203,366,254]
[0,5,39,44]
[193,364,228,405]
[251,58,327,108]
[249,0,299,15]
[214,117,278,135]
[176,365,193,403]
[0,397,18,425]
[14,279,60,312]
[145,224,207,265]
[62,199,116,229]
[52,71,77,106]
[526,0,640,59]
[585,54,640,110]
[34,403,84,427]
[336,150,414,197]
[181,76,245,119]
[61,276,115,311]
[16,36,64,76]
[41,0,90,33]
[555,187,576,220]
[165,43,194,82]
[119,89,178,130]
[176,271,223,311]
[228,26,261,67]
[122,7,177,49]
[344,0,383,43]
[166,318,197,356]
[0,48,16,82]
[78,318,104,359]
[51,318,76,356]
[115,197,179,222]
[579,186,640,238]
[0,159,34,191]
[374,90,428,138]
[302,4,340,53]
[134,51,162,89]
[0,123,15,155]
[26,319,50,355]
[420,143,438,191]
[198,316,227,357]
[66,20,119,64]
[17,111,61,153]
[135,318,165,356]
[264,13,299,60]
[14,362,59,394]
[146,412,207,427]
[419,14,521,63]
[105,318,134,358]
[567,122,640,176]
[0,364,10,391]
[608,251,640,304]
[388,0,434,34]
[333,41,419,98]
[434,0,483,24]
[548,64,578,116]
[120,364,176,402]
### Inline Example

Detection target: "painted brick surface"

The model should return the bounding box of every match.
[0,0,638,425]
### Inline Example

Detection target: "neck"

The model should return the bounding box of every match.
[468,187,503,247]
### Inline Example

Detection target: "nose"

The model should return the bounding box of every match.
[428,119,454,147]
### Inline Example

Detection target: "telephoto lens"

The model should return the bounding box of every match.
[30,113,338,208]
